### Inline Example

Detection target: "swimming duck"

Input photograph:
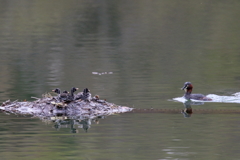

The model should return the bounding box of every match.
[181,82,212,101]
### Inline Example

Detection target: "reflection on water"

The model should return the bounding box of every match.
[3,110,240,160]
[177,99,240,119]
[3,109,102,134]
[1,0,240,159]
[173,92,240,104]
[49,115,103,133]
[181,101,193,118]
[161,147,197,159]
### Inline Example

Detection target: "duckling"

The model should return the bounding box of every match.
[75,91,83,100]
[52,88,69,101]
[82,88,92,102]
[75,88,91,101]
[92,95,106,103]
[52,88,61,95]
[64,87,78,102]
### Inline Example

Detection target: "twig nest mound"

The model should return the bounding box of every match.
[0,93,133,120]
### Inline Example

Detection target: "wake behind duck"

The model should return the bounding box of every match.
[173,82,240,104]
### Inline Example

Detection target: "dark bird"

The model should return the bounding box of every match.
[75,88,91,101]
[64,87,78,102]
[52,88,78,102]
[52,88,61,95]
[52,88,69,101]
[181,82,212,101]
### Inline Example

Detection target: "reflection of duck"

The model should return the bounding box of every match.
[79,119,91,132]
[181,101,193,118]
[181,82,212,101]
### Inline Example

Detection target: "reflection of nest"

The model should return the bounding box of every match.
[0,94,132,130]
[45,116,103,133]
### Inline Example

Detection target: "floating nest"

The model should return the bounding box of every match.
[0,92,133,131]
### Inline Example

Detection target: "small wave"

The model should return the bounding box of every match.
[206,94,240,103]
[232,92,240,96]
[172,97,205,104]
[92,72,113,75]
[173,93,240,104]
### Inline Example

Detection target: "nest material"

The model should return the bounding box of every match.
[0,94,133,120]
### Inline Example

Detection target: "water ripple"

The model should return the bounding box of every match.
[173,93,240,104]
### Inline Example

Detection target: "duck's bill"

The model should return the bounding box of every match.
[181,85,188,90]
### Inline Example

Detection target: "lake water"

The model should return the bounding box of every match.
[1,1,240,159]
